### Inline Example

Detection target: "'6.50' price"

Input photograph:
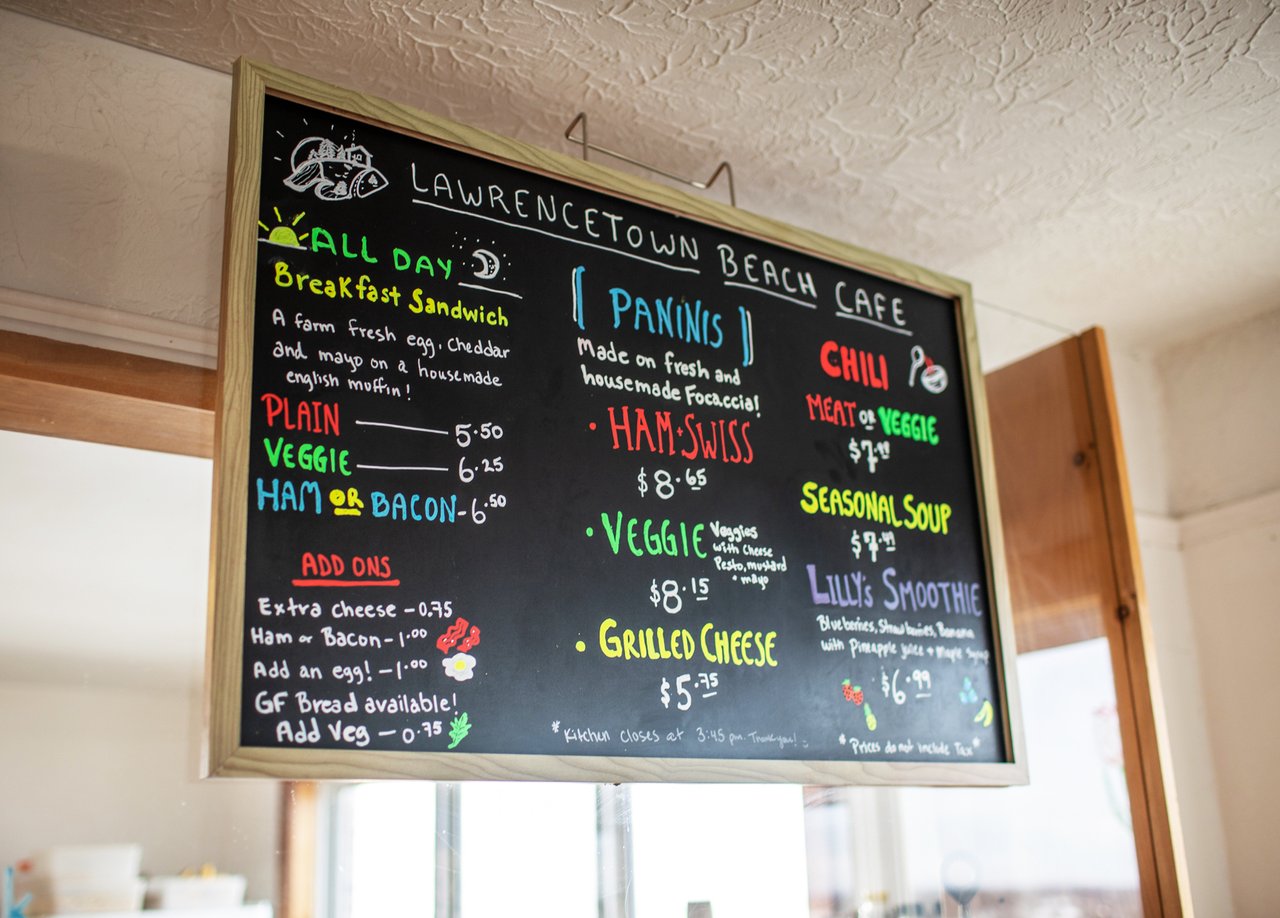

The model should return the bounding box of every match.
[464,493,508,525]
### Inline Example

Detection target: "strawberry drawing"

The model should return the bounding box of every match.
[841,680,865,705]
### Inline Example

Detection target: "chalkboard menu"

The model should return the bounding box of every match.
[207,61,1024,784]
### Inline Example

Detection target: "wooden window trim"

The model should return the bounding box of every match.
[985,328,1189,915]
[1078,328,1190,916]
[0,330,215,457]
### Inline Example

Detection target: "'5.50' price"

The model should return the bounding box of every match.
[455,422,503,447]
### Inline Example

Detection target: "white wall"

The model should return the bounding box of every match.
[1179,493,1280,918]
[1154,309,1280,917]
[1159,310,1280,517]
[1107,346,1231,915]
[1136,514,1234,916]
[0,679,280,904]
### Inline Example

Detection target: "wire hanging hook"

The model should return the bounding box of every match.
[564,112,736,207]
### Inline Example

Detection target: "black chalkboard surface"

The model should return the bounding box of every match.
[208,61,1024,784]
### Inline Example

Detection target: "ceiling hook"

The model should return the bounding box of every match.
[563,112,736,207]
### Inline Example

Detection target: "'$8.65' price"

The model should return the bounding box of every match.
[637,466,708,499]
[650,577,710,614]
[660,672,719,711]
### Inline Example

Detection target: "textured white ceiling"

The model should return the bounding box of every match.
[3,0,1279,355]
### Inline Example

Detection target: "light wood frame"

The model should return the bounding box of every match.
[206,58,1024,785]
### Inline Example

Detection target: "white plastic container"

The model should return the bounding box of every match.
[27,845,142,882]
[13,875,146,915]
[145,875,247,910]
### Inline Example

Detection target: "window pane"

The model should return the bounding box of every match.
[457,781,597,918]
[630,783,811,918]
[806,638,1141,916]
[342,783,436,918]
[327,640,1139,918]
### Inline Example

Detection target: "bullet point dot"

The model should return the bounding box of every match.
[575,640,586,652]
[585,526,594,537]
[589,422,597,430]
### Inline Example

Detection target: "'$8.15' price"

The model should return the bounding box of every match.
[660,672,719,711]
[650,577,710,614]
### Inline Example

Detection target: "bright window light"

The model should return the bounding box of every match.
[457,781,597,918]
[343,783,436,917]
[630,783,811,918]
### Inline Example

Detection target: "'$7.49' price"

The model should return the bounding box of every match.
[659,672,719,711]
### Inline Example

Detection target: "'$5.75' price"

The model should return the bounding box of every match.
[660,672,719,711]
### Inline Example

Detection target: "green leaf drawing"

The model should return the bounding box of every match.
[447,712,471,749]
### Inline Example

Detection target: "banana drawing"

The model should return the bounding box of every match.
[973,699,994,728]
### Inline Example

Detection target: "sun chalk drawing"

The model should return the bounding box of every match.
[285,136,388,201]
[259,207,309,248]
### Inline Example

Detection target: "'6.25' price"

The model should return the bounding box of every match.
[458,454,503,482]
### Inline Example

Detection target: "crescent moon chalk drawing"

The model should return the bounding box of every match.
[472,248,501,280]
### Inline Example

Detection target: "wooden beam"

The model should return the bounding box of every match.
[0,330,215,457]
[1079,327,1190,916]
[279,781,318,918]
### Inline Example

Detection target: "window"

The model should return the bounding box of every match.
[323,642,1138,918]
[325,781,810,918]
